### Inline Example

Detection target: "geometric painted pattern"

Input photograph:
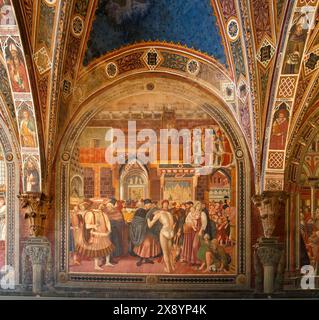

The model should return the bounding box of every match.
[277,76,297,99]
[265,175,284,191]
[33,46,52,75]
[268,151,285,169]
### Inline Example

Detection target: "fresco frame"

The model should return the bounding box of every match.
[55,75,251,296]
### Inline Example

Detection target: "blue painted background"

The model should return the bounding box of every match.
[84,0,226,65]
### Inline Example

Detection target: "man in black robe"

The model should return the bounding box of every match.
[130,199,161,266]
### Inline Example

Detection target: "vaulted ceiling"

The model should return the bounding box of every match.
[1,0,319,194]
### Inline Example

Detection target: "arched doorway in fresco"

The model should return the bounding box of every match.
[56,74,251,291]
[120,160,149,201]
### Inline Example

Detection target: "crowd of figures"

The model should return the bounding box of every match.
[300,207,319,269]
[69,197,236,273]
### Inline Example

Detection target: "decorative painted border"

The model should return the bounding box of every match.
[0,114,20,286]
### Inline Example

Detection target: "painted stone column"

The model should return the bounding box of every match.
[254,238,284,294]
[252,191,287,293]
[21,237,52,294]
[308,178,319,219]
[19,193,52,294]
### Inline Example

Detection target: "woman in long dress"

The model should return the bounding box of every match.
[180,203,203,265]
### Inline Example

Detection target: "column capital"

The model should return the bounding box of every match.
[18,193,52,237]
[252,191,288,238]
[308,177,319,187]
[257,244,283,267]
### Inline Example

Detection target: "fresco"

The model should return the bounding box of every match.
[84,0,226,65]
[68,112,237,276]
[0,0,15,26]
[269,104,289,150]
[283,7,316,75]
[18,107,38,149]
[299,134,319,269]
[164,180,192,203]
[4,38,30,93]
[23,157,40,193]
[0,1,42,195]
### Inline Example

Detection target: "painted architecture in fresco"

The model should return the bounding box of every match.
[0,0,319,299]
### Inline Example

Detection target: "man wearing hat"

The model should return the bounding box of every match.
[77,201,115,270]
[130,199,161,266]
[104,198,127,261]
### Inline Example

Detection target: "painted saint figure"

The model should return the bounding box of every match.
[283,18,308,74]
[24,160,40,192]
[269,109,289,150]
[0,0,15,25]
[5,39,30,92]
[20,110,37,148]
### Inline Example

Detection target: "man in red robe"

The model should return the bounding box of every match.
[269,110,289,150]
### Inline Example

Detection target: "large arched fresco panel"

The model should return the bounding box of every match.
[55,75,251,293]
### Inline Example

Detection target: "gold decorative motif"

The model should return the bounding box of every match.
[143,48,162,71]
[256,37,275,68]
[33,47,52,75]
[186,59,200,76]
[58,272,68,283]
[264,176,284,191]
[105,62,118,78]
[235,149,244,159]
[236,274,246,285]
[71,15,84,37]
[62,152,70,162]
[146,275,158,285]
[5,152,13,162]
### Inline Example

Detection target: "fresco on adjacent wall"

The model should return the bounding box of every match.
[84,0,226,65]
[68,110,237,276]
[299,134,319,269]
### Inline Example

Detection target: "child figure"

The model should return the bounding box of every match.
[197,233,211,271]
